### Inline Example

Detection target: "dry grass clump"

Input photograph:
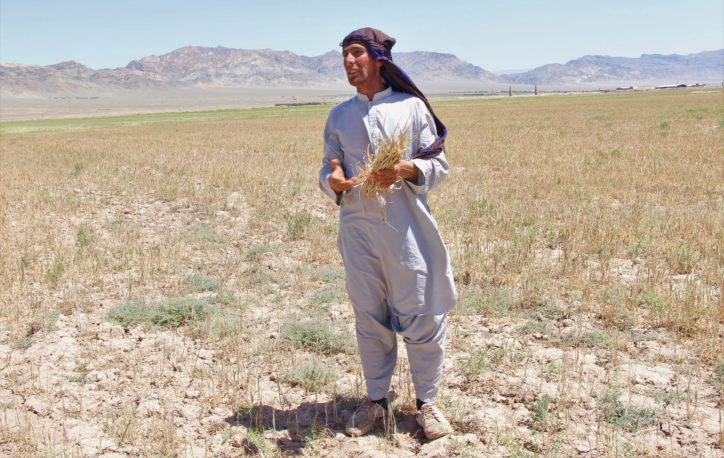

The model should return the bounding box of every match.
[354,129,408,220]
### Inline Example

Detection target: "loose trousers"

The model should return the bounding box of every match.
[353,305,447,403]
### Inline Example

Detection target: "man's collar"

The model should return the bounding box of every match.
[356,85,392,102]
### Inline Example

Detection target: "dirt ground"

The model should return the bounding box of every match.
[1,191,722,456]
[1,90,722,456]
[0,88,347,121]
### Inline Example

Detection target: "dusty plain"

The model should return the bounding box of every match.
[1,89,723,456]
[0,87,351,122]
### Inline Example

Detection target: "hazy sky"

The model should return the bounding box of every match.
[1,0,722,72]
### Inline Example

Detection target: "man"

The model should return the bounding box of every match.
[318,28,457,440]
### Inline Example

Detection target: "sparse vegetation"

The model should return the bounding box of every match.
[245,245,276,261]
[708,360,724,390]
[283,361,336,393]
[286,210,314,239]
[243,429,272,455]
[183,223,227,248]
[529,394,551,431]
[599,390,657,432]
[455,286,515,316]
[280,319,354,355]
[312,287,343,305]
[184,273,221,292]
[106,297,222,329]
[45,255,65,285]
[563,330,614,350]
[1,90,721,456]
[311,266,346,283]
[11,336,33,350]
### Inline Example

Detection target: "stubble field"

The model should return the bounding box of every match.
[1,90,722,456]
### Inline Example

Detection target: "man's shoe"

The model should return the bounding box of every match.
[416,403,453,440]
[345,400,385,437]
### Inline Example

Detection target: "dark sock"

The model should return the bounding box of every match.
[370,398,388,409]
[416,399,425,410]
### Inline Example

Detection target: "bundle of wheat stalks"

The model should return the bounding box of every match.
[355,129,409,221]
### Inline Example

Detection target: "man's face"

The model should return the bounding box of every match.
[342,43,382,89]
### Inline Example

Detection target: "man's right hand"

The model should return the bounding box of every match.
[328,159,358,193]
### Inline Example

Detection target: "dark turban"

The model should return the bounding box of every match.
[341,27,447,159]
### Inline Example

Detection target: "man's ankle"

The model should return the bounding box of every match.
[370,397,388,410]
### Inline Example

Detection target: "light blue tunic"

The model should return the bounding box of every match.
[319,87,457,317]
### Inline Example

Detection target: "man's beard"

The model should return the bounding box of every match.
[346,68,368,87]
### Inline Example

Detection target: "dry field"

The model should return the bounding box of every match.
[1,90,722,456]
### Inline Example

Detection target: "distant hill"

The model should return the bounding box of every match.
[0,46,503,96]
[504,50,723,86]
[1,46,721,96]
[125,46,334,87]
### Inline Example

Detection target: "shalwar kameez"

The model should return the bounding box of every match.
[319,86,457,403]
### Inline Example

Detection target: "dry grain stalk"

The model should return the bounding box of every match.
[355,128,409,221]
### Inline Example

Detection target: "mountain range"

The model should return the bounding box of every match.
[1,46,722,96]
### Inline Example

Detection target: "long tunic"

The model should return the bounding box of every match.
[319,87,457,317]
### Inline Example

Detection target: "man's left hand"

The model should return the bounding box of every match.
[370,160,418,188]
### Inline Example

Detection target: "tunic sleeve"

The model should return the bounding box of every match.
[407,99,450,195]
[319,112,344,205]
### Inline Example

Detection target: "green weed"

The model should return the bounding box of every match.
[659,121,670,136]
[282,361,336,393]
[542,361,561,382]
[666,242,694,274]
[459,345,506,380]
[45,256,65,284]
[312,287,343,305]
[242,265,287,291]
[243,429,272,455]
[311,266,346,283]
[103,405,136,445]
[564,331,613,350]
[600,285,636,330]
[196,304,245,337]
[530,394,551,431]
[519,318,549,335]
[460,348,488,378]
[43,311,60,331]
[629,234,651,257]
[17,251,31,281]
[456,286,514,316]
[655,390,683,406]
[599,390,656,432]
[246,245,275,262]
[287,211,314,239]
[707,361,724,390]
[280,320,354,355]
[107,297,214,329]
[183,223,227,248]
[68,373,88,384]
[76,227,96,248]
[640,289,664,315]
[185,273,221,292]
[220,428,233,443]
[12,336,33,350]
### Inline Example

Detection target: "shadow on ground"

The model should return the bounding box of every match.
[226,396,426,454]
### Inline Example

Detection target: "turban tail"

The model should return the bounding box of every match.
[342,28,447,159]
